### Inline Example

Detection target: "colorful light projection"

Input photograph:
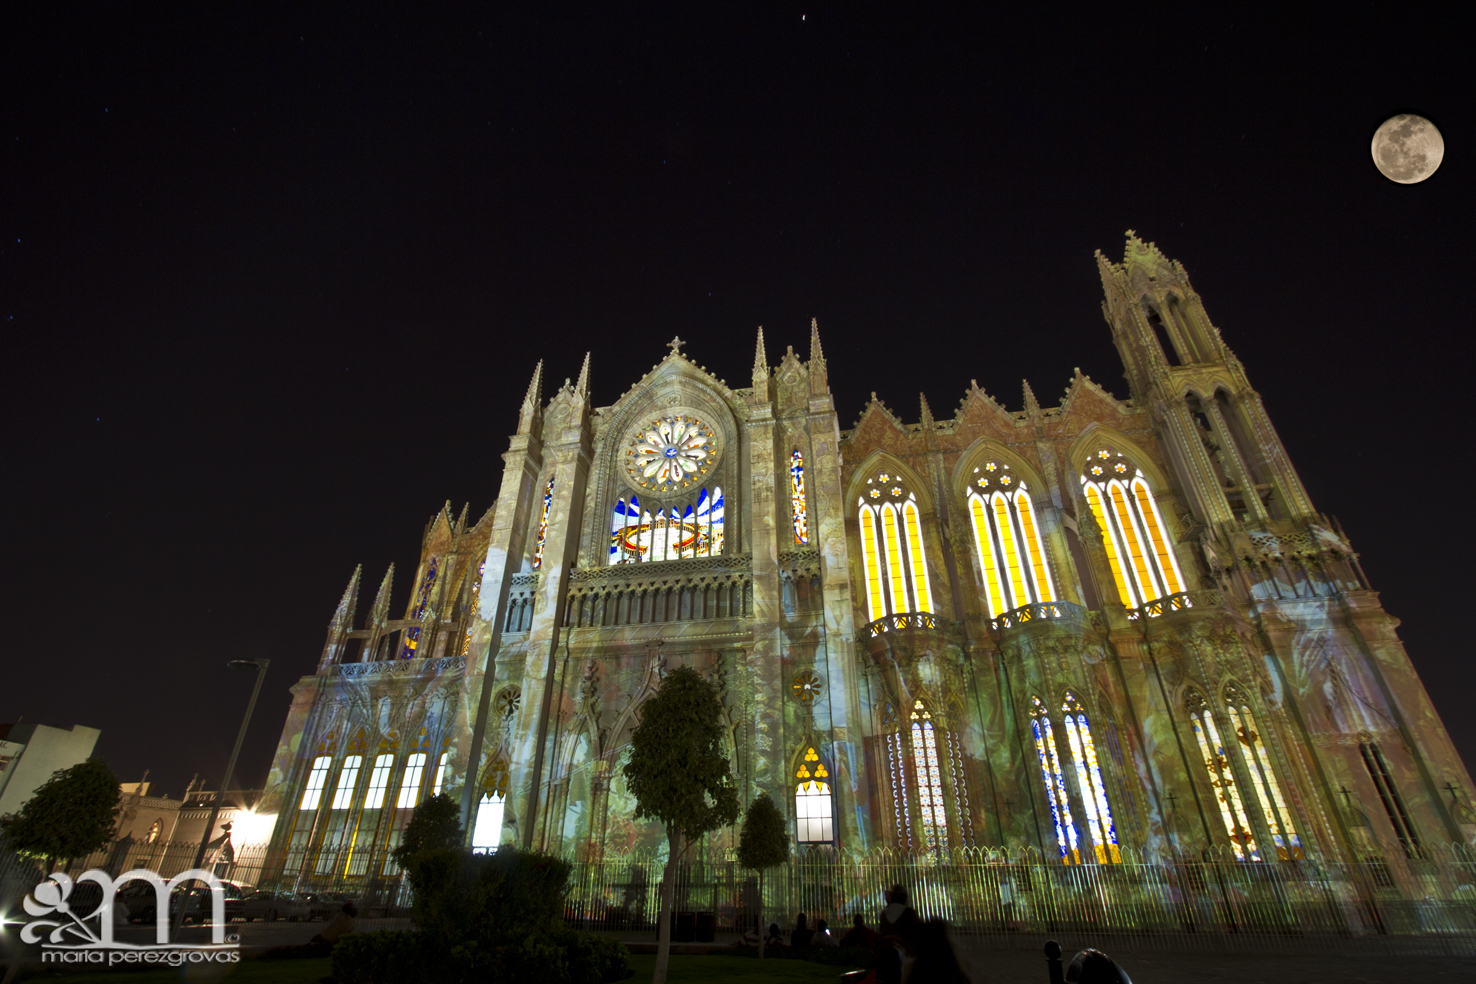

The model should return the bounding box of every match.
[967,461,1055,617]
[1226,685,1303,860]
[1061,692,1121,863]
[857,472,933,621]
[532,477,554,570]
[607,487,724,564]
[1081,448,1183,608]
[790,449,808,545]
[1029,696,1081,864]
[398,557,439,658]
[909,700,948,852]
[1187,690,1259,860]
[626,415,716,492]
[794,746,833,842]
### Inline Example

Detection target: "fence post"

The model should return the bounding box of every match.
[1044,939,1064,984]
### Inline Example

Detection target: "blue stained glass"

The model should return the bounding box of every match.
[790,449,809,545]
[399,557,439,659]
[1030,696,1080,863]
[532,478,554,570]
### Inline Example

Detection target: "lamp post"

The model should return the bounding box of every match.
[173,658,269,933]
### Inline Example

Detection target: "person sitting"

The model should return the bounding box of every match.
[310,902,357,945]
[790,912,815,948]
[764,922,787,948]
[812,918,838,946]
[839,913,879,949]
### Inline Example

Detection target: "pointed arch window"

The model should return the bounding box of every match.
[1187,690,1259,860]
[398,557,440,658]
[608,487,724,564]
[1061,693,1121,863]
[909,700,948,851]
[794,747,833,843]
[532,477,555,569]
[432,750,450,797]
[397,752,428,810]
[968,461,1055,617]
[857,473,933,624]
[472,759,509,855]
[362,754,394,810]
[1225,685,1302,860]
[1081,449,1184,608]
[299,756,333,811]
[790,449,809,545]
[1029,697,1081,864]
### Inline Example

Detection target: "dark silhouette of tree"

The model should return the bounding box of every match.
[0,758,120,872]
[622,666,739,984]
[392,793,464,866]
[736,793,789,958]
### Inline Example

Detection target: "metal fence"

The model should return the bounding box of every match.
[5,841,1474,955]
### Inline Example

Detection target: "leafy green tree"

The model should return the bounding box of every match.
[0,758,120,872]
[622,666,739,984]
[391,793,464,866]
[736,793,789,958]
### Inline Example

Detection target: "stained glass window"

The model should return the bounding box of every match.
[885,730,912,851]
[1226,693,1301,860]
[795,747,833,842]
[473,794,505,853]
[532,478,554,570]
[1081,450,1185,608]
[397,752,428,810]
[968,464,1055,616]
[608,487,723,564]
[1187,691,1259,860]
[882,505,909,613]
[857,474,935,624]
[902,501,933,614]
[363,754,394,810]
[432,751,449,797]
[399,557,440,658]
[909,701,948,851]
[859,505,886,623]
[299,756,333,811]
[330,755,363,811]
[462,561,485,656]
[968,495,1009,617]
[1060,693,1120,863]
[1029,697,1080,863]
[790,450,808,545]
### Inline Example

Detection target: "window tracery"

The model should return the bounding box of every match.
[1225,685,1302,860]
[532,477,554,570]
[795,746,834,843]
[363,754,394,810]
[608,487,724,564]
[1081,449,1183,608]
[967,461,1055,617]
[857,472,933,621]
[397,752,428,810]
[1187,690,1259,860]
[399,557,439,658]
[300,756,332,811]
[790,449,808,545]
[1061,693,1121,863]
[1029,696,1081,863]
[909,700,948,852]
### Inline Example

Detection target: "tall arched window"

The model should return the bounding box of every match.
[431,750,450,797]
[472,759,509,854]
[1081,448,1184,608]
[532,477,555,569]
[967,460,1055,617]
[1186,690,1259,860]
[299,756,333,811]
[1029,697,1080,864]
[608,487,724,564]
[909,700,948,851]
[1225,685,1302,860]
[331,756,363,811]
[857,471,933,625]
[794,747,833,843]
[397,752,428,810]
[399,557,440,658]
[790,449,809,545]
[1061,693,1121,863]
[362,754,394,810]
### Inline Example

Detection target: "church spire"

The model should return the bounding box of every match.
[574,351,591,401]
[329,565,362,632]
[809,317,825,364]
[753,326,768,374]
[518,359,545,435]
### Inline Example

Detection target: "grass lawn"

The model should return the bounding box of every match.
[21,953,859,983]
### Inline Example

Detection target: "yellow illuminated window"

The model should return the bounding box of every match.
[882,505,909,613]
[1109,483,1163,602]
[1132,478,1183,595]
[1228,701,1302,860]
[992,495,1028,609]
[1015,492,1055,602]
[1085,486,1136,607]
[1189,701,1259,861]
[795,747,833,842]
[902,501,933,614]
[969,496,1008,617]
[859,506,886,623]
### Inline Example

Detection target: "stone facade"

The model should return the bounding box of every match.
[261,235,1474,875]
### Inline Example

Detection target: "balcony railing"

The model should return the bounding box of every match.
[988,600,1087,633]
[333,654,466,678]
[858,611,944,640]
[1128,589,1223,620]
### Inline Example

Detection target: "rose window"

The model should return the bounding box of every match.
[793,669,823,704]
[626,415,717,492]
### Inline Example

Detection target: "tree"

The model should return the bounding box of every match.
[736,793,789,959]
[622,666,739,984]
[391,793,464,866]
[0,758,120,872]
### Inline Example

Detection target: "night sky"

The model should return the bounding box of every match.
[3,5,1470,802]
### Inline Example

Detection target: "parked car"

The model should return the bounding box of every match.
[115,884,204,925]
[283,892,321,921]
[241,889,292,921]
[216,882,247,922]
[308,891,362,920]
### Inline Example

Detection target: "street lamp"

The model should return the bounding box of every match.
[173,658,269,933]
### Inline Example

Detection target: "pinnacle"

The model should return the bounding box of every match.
[1022,379,1040,414]
[919,391,934,423]
[809,317,825,363]
[524,359,544,407]
[574,351,591,398]
[753,326,768,373]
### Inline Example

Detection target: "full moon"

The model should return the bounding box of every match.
[1371,113,1444,184]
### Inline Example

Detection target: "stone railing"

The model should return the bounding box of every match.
[988,601,1088,634]
[858,611,945,640]
[1128,589,1223,620]
[564,554,753,628]
[504,572,540,633]
[333,654,466,678]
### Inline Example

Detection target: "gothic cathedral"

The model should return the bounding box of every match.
[262,234,1474,877]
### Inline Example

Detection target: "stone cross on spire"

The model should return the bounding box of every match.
[668,336,686,356]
